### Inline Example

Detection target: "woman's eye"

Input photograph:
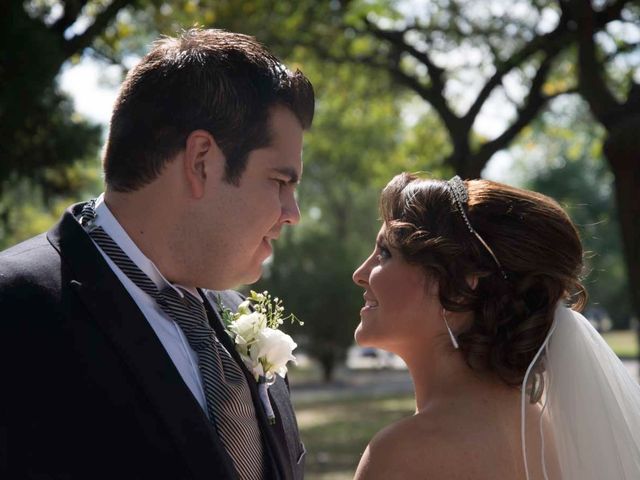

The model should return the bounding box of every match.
[376,246,391,262]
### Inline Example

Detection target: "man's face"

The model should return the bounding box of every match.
[193,105,303,289]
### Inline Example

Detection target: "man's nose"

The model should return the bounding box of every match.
[281,192,301,225]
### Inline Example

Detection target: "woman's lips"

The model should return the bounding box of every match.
[361,297,379,314]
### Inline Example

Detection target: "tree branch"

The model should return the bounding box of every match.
[546,86,579,99]
[361,18,461,132]
[465,0,631,131]
[62,0,132,57]
[86,46,125,66]
[604,40,640,63]
[363,19,446,93]
[52,0,90,36]
[569,0,623,128]
[472,52,557,172]
[463,11,570,129]
[595,0,630,24]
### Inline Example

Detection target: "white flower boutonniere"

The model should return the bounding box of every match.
[218,291,303,424]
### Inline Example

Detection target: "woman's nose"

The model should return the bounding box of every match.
[352,257,371,287]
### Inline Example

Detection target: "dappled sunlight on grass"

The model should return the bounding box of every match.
[603,330,639,358]
[294,394,415,479]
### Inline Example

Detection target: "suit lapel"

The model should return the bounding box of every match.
[201,291,295,480]
[47,205,237,480]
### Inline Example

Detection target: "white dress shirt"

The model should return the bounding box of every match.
[85,194,207,410]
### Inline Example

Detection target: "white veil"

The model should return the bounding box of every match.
[522,304,640,480]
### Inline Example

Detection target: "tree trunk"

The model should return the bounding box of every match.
[319,353,335,383]
[602,114,640,369]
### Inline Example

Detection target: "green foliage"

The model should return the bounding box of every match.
[0,87,102,192]
[0,157,103,250]
[0,0,116,244]
[397,111,453,176]
[1,0,115,181]
[517,100,632,327]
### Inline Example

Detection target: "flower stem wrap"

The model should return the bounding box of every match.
[258,375,275,425]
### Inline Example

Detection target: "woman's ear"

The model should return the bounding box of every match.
[466,275,479,290]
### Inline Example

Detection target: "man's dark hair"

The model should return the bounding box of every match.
[103,28,315,191]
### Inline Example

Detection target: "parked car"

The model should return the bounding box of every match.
[346,346,406,370]
[584,306,613,333]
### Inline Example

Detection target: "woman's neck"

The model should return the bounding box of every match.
[400,342,513,414]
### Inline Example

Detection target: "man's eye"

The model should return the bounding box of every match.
[273,178,287,187]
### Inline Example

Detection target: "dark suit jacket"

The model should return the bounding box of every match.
[0,203,305,480]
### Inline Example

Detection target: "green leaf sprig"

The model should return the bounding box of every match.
[247,290,304,329]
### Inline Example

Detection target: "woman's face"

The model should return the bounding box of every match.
[352,225,440,352]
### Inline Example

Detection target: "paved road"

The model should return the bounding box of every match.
[290,368,414,403]
[290,359,640,404]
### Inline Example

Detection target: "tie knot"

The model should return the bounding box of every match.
[158,287,214,350]
[159,285,190,306]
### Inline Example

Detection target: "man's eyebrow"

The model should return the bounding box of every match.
[272,167,300,184]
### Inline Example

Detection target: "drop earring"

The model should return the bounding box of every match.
[443,308,459,349]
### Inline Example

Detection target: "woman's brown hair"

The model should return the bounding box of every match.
[380,173,586,385]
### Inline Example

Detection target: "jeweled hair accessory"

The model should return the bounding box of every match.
[447,176,508,280]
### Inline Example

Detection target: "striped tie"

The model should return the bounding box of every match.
[79,201,265,479]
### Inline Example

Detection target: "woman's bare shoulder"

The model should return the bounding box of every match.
[353,414,469,480]
[354,409,522,480]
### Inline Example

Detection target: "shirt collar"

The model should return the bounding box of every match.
[93,194,201,301]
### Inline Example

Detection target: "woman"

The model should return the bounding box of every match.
[352,173,640,479]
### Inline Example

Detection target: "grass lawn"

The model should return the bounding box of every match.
[602,330,639,358]
[293,393,415,480]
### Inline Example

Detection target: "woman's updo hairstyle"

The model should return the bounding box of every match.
[380,172,586,386]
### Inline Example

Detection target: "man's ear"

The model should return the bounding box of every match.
[183,129,224,198]
[466,275,479,290]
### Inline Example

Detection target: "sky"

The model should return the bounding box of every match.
[59,57,123,126]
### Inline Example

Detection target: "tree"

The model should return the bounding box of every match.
[0,156,103,250]
[516,99,632,326]
[0,0,135,199]
[235,0,640,360]
[566,0,640,344]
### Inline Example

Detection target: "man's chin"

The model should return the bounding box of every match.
[203,262,264,291]
[238,264,264,287]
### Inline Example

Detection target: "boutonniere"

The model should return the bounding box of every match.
[218,290,302,424]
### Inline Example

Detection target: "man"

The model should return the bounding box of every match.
[0,28,314,480]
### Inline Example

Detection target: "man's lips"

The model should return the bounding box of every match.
[265,229,281,242]
[264,231,281,244]
[261,237,273,255]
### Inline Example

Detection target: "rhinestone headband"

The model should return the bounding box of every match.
[447,176,508,280]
